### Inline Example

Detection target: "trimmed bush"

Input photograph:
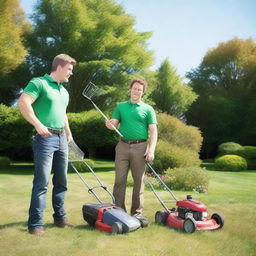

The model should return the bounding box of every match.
[165,167,209,191]
[218,142,243,156]
[0,156,11,168]
[215,154,247,171]
[68,110,117,158]
[157,113,203,152]
[0,105,33,160]
[152,140,201,174]
[242,146,256,159]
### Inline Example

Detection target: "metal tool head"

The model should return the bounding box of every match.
[68,140,85,162]
[82,81,106,101]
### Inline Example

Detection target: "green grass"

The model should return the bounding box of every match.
[0,162,255,256]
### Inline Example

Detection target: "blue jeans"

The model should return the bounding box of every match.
[28,133,68,230]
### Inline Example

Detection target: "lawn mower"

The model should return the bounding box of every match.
[68,141,146,234]
[145,162,224,233]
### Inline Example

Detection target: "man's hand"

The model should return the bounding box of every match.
[144,149,155,162]
[35,124,52,138]
[105,119,119,130]
[66,133,73,143]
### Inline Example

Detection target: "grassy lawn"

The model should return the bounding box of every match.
[0,161,255,256]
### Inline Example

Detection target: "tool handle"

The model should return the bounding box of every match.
[92,101,123,137]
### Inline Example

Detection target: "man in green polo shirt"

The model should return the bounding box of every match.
[106,78,158,217]
[18,54,76,236]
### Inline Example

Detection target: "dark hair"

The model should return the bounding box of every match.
[51,54,76,71]
[130,78,148,92]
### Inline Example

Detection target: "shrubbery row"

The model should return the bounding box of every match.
[215,142,256,171]
[1,105,207,192]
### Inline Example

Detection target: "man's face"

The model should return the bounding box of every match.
[130,82,144,102]
[58,63,73,83]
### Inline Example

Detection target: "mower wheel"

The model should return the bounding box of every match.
[111,221,123,234]
[183,217,196,233]
[211,213,224,229]
[155,211,167,225]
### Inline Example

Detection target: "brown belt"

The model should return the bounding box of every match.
[121,138,147,144]
[48,128,64,135]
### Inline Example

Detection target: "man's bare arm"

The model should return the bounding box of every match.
[145,124,158,161]
[18,93,51,137]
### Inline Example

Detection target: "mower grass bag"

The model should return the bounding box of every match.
[68,141,144,234]
[82,203,141,234]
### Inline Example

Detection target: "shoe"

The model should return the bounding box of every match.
[54,219,74,228]
[133,215,149,228]
[28,228,45,236]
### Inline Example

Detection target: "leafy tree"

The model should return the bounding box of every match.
[24,0,153,112]
[151,59,197,118]
[0,0,31,105]
[0,0,30,73]
[186,38,256,157]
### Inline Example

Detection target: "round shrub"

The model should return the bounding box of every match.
[215,154,247,171]
[0,156,11,168]
[152,140,201,174]
[164,167,209,191]
[157,113,203,152]
[218,142,243,156]
[242,146,256,159]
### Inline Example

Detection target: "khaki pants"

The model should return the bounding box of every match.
[114,140,147,215]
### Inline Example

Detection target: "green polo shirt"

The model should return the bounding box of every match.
[112,100,157,140]
[23,74,69,129]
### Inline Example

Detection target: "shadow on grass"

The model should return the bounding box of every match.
[0,166,33,175]
[43,223,95,231]
[0,221,27,230]
[73,224,96,231]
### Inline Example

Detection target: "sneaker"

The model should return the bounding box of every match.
[28,228,45,236]
[54,219,74,228]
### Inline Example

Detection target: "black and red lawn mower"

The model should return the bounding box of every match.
[145,162,224,233]
[68,141,147,234]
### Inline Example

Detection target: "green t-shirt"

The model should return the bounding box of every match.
[23,74,69,129]
[112,100,157,140]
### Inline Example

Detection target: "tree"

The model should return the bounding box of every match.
[0,0,31,105]
[24,0,153,112]
[186,38,256,157]
[0,0,30,73]
[151,59,197,118]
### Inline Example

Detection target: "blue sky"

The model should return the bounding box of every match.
[20,0,256,77]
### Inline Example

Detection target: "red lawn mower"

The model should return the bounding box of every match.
[145,162,224,233]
